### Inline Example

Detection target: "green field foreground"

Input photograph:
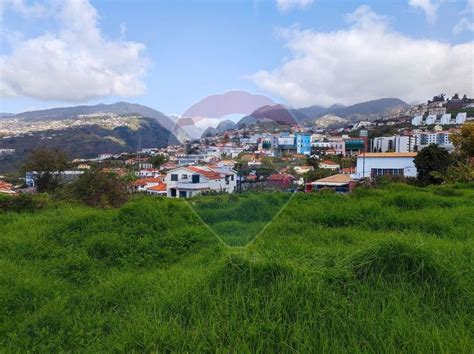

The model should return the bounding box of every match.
[1,184,473,352]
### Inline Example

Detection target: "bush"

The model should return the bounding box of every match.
[0,193,51,213]
[71,171,129,208]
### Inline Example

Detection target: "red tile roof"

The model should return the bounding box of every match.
[147,183,167,192]
[133,178,162,186]
[0,181,13,190]
[186,166,222,180]
[267,173,295,181]
[321,160,339,165]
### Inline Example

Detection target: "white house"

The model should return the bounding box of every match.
[319,160,340,170]
[455,112,467,124]
[165,166,237,198]
[133,177,164,192]
[425,115,437,125]
[135,168,162,178]
[411,115,423,126]
[356,152,417,179]
[440,113,451,125]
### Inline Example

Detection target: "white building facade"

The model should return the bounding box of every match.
[356,152,417,179]
[165,166,237,198]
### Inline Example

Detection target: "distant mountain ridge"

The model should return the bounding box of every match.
[237,98,408,127]
[13,102,176,131]
[0,117,179,173]
[202,120,237,137]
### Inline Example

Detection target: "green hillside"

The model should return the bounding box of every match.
[1,184,473,352]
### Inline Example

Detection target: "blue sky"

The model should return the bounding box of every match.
[1,0,473,115]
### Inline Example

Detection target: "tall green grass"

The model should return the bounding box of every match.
[0,184,473,352]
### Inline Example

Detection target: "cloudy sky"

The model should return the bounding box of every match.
[1,0,473,115]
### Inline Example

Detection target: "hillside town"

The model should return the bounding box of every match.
[1,94,472,197]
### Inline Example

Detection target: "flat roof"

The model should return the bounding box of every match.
[311,174,352,185]
[358,152,417,158]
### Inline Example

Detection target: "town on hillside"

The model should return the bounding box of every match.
[1,94,473,197]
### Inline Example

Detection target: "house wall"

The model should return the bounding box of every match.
[165,168,237,197]
[356,157,417,178]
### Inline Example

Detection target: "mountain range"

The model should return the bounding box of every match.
[0,95,410,172]
[12,102,176,131]
[236,98,409,129]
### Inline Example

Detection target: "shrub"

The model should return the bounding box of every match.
[71,171,129,208]
[0,193,51,213]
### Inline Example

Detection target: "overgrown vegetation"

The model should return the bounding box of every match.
[0,184,473,351]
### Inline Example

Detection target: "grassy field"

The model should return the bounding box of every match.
[0,183,473,352]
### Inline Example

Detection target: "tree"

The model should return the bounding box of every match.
[431,161,474,184]
[149,154,167,168]
[21,147,69,193]
[71,171,129,208]
[414,144,454,185]
[450,122,474,161]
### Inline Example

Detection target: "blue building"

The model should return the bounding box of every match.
[295,133,312,155]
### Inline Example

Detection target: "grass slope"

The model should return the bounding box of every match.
[0,184,473,352]
[190,192,293,246]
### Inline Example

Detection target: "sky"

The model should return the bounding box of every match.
[0,0,473,115]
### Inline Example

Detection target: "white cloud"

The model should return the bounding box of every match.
[453,18,474,34]
[408,0,439,23]
[276,0,313,13]
[454,0,474,34]
[251,5,474,107]
[0,0,148,102]
[0,0,47,19]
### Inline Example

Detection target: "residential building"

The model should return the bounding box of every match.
[394,135,419,152]
[319,160,340,170]
[136,168,161,178]
[440,113,451,125]
[294,166,314,175]
[266,173,295,189]
[455,112,467,124]
[411,115,423,126]
[355,152,417,178]
[306,174,357,193]
[165,166,237,198]
[145,183,167,196]
[372,136,394,152]
[0,180,15,195]
[418,131,452,149]
[133,177,164,192]
[425,115,437,125]
[295,133,312,155]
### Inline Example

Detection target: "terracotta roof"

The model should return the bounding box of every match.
[320,160,339,165]
[147,183,167,192]
[313,174,352,184]
[0,181,13,190]
[186,166,222,180]
[360,152,417,158]
[133,178,162,186]
[267,173,295,181]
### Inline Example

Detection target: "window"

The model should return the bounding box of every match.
[371,168,404,177]
[192,174,200,183]
[171,174,178,181]
[182,174,188,179]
